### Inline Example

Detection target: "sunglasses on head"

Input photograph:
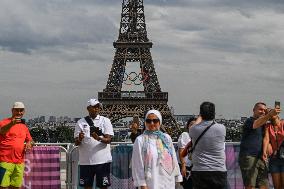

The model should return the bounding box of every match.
[145,118,160,124]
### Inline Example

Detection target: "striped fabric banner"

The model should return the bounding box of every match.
[22,146,61,189]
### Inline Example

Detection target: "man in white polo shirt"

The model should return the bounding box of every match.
[74,98,114,189]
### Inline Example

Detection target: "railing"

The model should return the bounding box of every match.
[98,92,168,101]
[22,142,273,189]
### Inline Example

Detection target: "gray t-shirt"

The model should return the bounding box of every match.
[189,120,226,172]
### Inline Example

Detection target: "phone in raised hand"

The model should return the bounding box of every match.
[275,101,280,108]
[14,117,23,123]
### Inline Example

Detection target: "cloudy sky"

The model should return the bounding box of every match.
[1,0,284,119]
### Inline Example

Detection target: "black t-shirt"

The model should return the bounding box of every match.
[130,129,142,143]
[239,117,265,157]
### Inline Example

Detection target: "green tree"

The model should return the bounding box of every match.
[54,126,74,143]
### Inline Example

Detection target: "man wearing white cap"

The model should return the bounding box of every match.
[74,98,114,189]
[0,102,34,189]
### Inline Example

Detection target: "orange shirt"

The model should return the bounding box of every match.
[0,118,32,163]
[266,120,284,152]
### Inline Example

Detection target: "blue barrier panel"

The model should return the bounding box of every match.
[111,145,134,188]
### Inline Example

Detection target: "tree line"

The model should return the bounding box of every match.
[30,124,242,143]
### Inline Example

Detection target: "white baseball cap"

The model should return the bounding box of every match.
[13,102,25,109]
[87,98,102,108]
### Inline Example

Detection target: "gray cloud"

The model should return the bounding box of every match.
[0,0,118,53]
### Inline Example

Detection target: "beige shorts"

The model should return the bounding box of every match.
[239,155,268,187]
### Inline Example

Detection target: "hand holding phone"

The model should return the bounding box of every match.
[15,118,22,123]
[275,101,280,108]
[12,117,22,124]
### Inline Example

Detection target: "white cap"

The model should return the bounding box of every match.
[87,98,102,108]
[13,102,25,109]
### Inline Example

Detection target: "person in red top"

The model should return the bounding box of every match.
[0,102,34,189]
[262,111,284,189]
[254,103,283,189]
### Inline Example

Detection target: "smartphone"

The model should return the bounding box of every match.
[15,118,25,124]
[275,101,280,108]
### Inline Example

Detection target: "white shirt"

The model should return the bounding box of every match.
[177,132,191,167]
[74,115,114,165]
[132,134,183,189]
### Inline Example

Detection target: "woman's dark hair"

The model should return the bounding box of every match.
[186,117,197,129]
[200,101,215,121]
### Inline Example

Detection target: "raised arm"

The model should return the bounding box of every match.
[0,118,20,135]
[194,115,202,125]
[253,108,280,129]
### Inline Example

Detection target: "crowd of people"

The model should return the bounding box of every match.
[239,102,283,189]
[0,99,283,189]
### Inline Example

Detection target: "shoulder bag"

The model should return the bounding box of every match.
[84,116,104,136]
[188,121,216,160]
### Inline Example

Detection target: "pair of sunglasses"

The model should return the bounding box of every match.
[145,118,160,124]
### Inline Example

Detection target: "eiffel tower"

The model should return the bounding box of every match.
[98,0,180,138]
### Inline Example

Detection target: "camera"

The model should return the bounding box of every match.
[90,126,103,136]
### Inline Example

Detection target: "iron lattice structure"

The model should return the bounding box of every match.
[98,0,181,139]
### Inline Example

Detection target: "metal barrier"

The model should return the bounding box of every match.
[67,142,134,189]
[27,143,72,189]
[24,142,272,189]
[68,142,244,189]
